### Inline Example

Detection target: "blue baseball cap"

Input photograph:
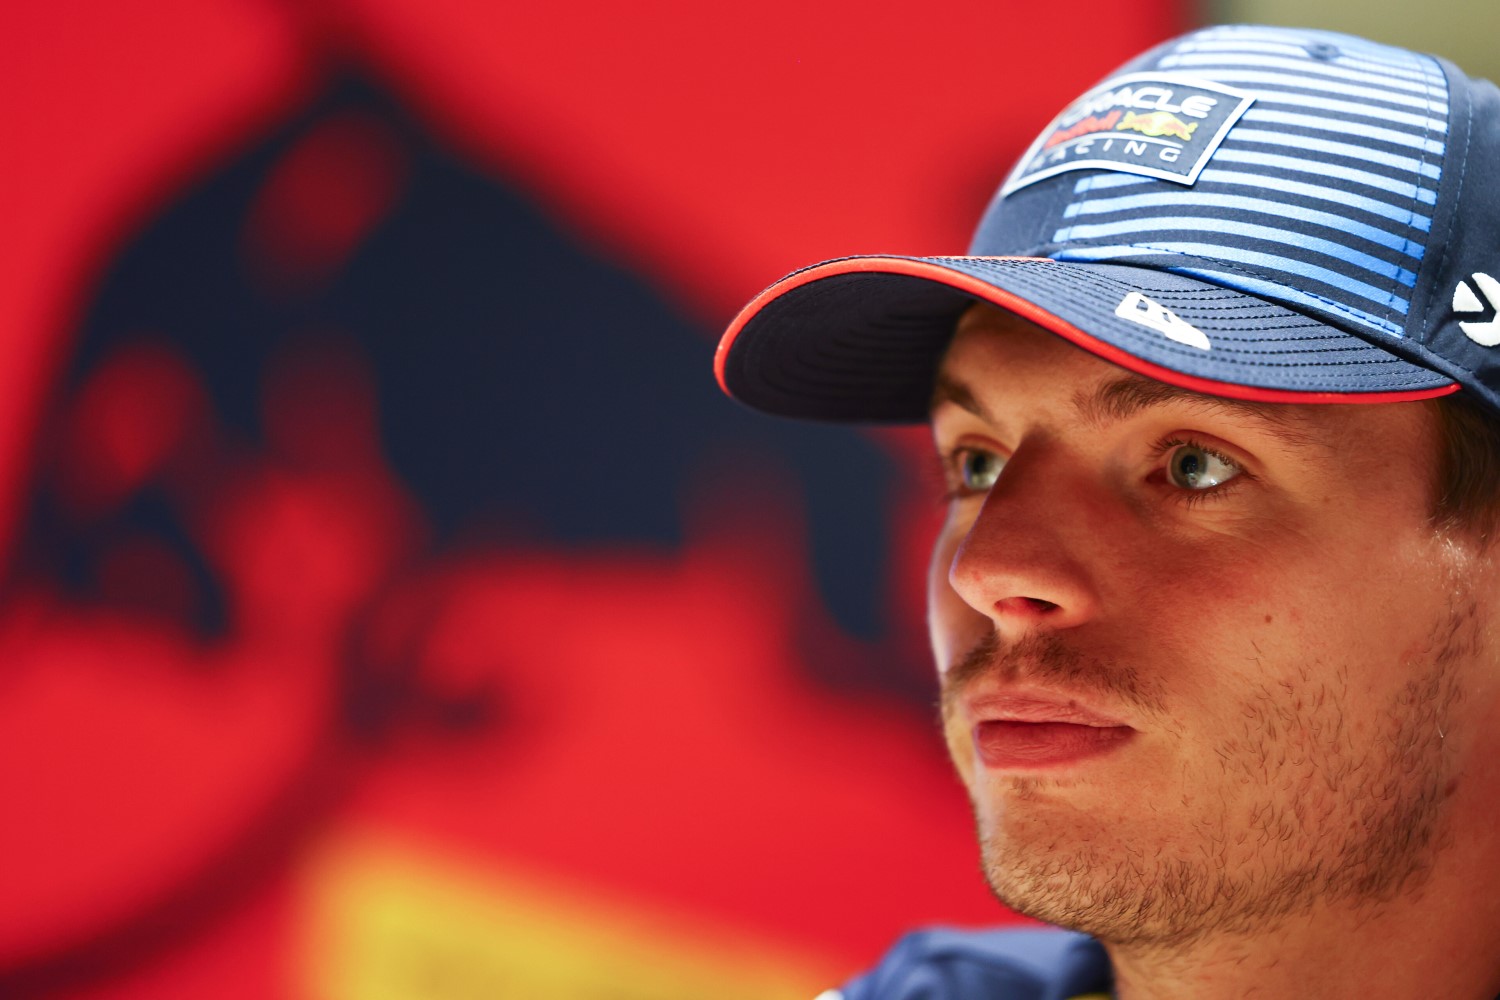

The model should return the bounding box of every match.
[715,25,1500,422]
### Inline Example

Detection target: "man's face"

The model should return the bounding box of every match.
[928,304,1500,947]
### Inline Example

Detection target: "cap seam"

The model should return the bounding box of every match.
[1105,331,1438,372]
[1042,244,1407,333]
[1418,68,1469,339]
[1013,266,1372,326]
[1402,59,1444,327]
[951,256,1435,363]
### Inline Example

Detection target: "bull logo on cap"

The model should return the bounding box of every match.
[1117,111,1198,142]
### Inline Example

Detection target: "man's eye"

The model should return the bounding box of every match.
[957,448,1005,492]
[1165,443,1240,490]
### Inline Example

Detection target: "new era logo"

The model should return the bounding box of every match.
[1454,273,1500,347]
[1115,292,1212,350]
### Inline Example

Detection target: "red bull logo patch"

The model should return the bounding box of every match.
[1001,73,1254,195]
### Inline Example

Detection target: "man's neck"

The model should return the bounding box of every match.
[1103,836,1500,1000]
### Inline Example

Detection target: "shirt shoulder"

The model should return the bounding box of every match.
[826,927,1111,1000]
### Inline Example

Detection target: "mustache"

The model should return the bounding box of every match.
[939,629,1165,718]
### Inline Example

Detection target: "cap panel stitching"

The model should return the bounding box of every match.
[1041,244,1408,333]
[1404,55,1445,334]
[1418,68,1470,341]
[949,260,1442,380]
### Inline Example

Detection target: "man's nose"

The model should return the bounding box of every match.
[946,443,1103,635]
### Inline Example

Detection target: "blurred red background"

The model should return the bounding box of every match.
[1,1,1183,996]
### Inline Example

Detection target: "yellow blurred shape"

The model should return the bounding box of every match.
[302,831,842,1000]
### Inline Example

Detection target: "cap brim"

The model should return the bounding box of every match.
[715,255,1458,423]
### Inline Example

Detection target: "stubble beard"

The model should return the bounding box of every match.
[944,606,1471,952]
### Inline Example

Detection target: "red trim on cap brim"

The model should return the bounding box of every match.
[715,255,1460,407]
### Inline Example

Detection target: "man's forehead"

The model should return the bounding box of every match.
[931,368,1315,443]
[933,302,1348,446]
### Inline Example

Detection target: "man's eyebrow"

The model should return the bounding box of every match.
[931,368,1315,444]
[1074,373,1314,444]
[930,372,991,422]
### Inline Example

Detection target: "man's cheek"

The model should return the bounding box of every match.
[926,539,976,670]
[942,715,979,787]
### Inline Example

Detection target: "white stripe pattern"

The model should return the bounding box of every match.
[1162,52,1436,93]
[1051,26,1449,338]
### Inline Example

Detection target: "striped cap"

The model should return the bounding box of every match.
[716,25,1500,422]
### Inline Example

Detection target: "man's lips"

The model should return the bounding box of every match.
[965,694,1130,727]
[964,693,1136,770]
[973,720,1134,768]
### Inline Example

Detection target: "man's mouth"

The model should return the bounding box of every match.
[965,692,1136,770]
[973,720,1134,769]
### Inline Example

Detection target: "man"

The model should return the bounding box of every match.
[715,23,1500,1000]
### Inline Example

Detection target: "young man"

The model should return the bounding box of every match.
[716,24,1500,1000]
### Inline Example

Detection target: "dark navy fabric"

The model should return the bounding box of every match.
[727,258,1452,422]
[1019,25,1451,343]
[719,25,1500,423]
[835,929,1112,1000]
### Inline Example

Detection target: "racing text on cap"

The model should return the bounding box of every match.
[1001,73,1255,196]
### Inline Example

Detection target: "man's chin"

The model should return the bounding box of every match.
[975,829,1226,950]
[981,857,1181,947]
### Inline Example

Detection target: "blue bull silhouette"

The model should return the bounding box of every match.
[1,75,947,999]
[22,76,924,707]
